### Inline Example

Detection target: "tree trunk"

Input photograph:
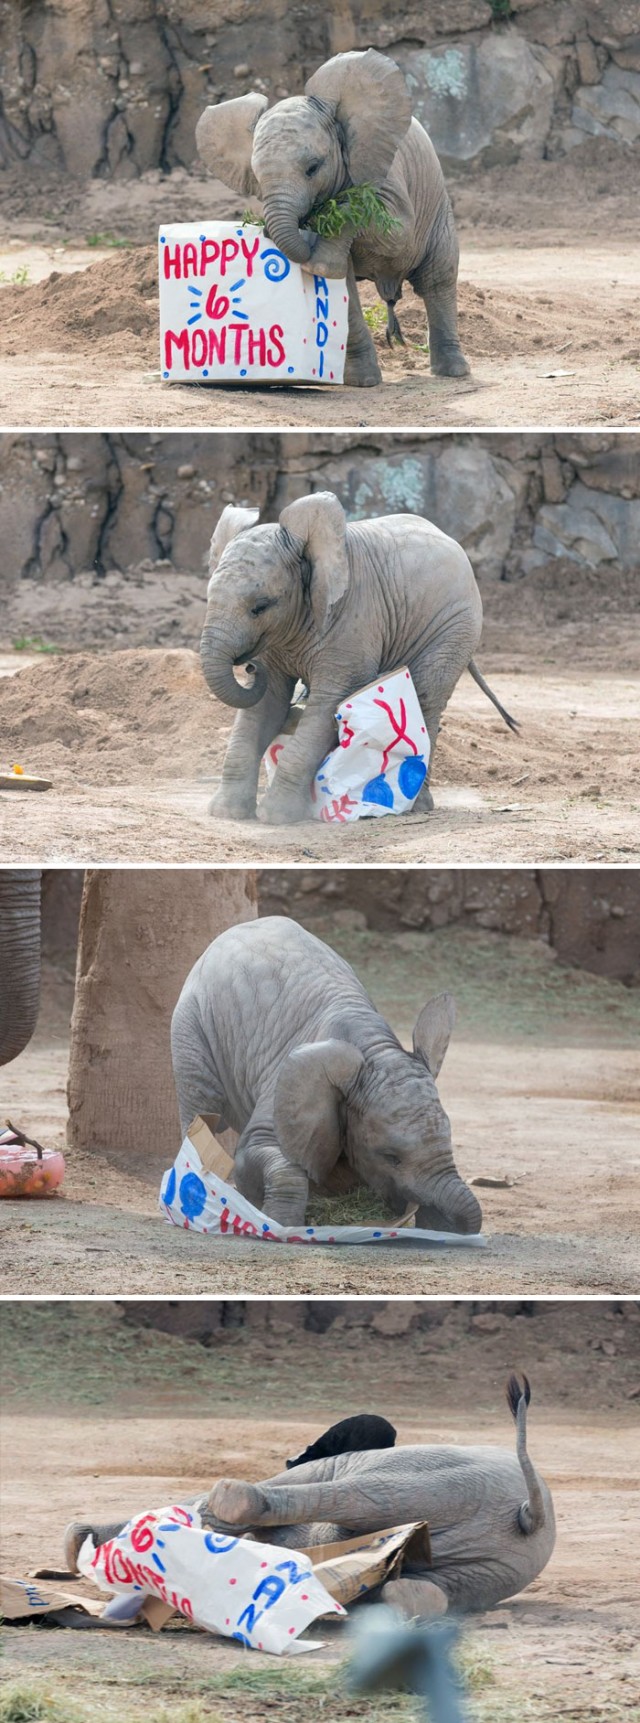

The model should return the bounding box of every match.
[67,869,257,1182]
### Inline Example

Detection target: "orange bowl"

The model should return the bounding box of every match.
[0,1144,65,1198]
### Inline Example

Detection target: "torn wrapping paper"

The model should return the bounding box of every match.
[78,1504,345,1654]
[159,1136,485,1248]
[309,1522,432,1608]
[264,667,430,822]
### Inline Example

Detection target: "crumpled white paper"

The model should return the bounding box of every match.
[264,667,430,822]
[79,1502,344,1653]
[159,1139,485,1248]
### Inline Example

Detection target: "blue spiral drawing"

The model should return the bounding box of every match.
[262,248,291,282]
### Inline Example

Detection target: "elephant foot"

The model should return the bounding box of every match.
[431,347,470,379]
[206,1477,267,1528]
[257,790,310,826]
[208,788,257,822]
[381,1576,448,1620]
[413,782,434,814]
[344,350,382,388]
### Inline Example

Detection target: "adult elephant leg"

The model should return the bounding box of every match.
[235,1107,309,1225]
[409,197,469,379]
[380,1576,448,1619]
[256,689,340,824]
[344,258,382,389]
[209,669,295,821]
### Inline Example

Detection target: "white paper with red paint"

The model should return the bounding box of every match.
[78,1503,344,1654]
[159,222,349,384]
[159,1139,485,1248]
[264,667,431,823]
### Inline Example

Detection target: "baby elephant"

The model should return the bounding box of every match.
[287,1413,397,1470]
[171,915,482,1235]
[65,1378,555,1620]
[197,48,468,387]
[201,490,516,826]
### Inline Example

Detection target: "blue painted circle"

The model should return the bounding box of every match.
[287,366,294,374]
[203,368,209,376]
[398,755,427,799]
[178,1170,207,1219]
[362,774,394,808]
[160,236,165,243]
[163,1165,176,1206]
[199,233,206,241]
[163,370,169,379]
[240,368,247,376]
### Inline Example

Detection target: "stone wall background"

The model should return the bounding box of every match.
[1,1,638,182]
[1,432,638,649]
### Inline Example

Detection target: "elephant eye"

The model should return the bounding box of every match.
[306,159,324,177]
[382,1152,402,1167]
[250,597,276,617]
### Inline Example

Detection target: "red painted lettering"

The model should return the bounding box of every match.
[248,327,267,366]
[240,235,260,276]
[163,244,182,279]
[182,241,198,279]
[220,238,240,275]
[192,328,208,367]
[229,323,247,364]
[267,324,286,367]
[164,328,189,371]
[205,281,230,320]
[200,238,220,273]
[131,1515,156,1554]
[208,327,227,364]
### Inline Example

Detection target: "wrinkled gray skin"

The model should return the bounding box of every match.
[0,870,41,1066]
[202,489,490,826]
[170,915,482,1234]
[196,48,468,386]
[64,1383,555,1620]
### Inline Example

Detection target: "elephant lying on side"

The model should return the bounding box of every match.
[196,48,468,387]
[201,490,516,826]
[64,1378,556,1619]
[170,915,482,1235]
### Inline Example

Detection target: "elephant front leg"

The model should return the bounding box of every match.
[257,692,339,825]
[343,258,382,388]
[235,1112,309,1225]
[209,671,295,821]
[410,197,469,379]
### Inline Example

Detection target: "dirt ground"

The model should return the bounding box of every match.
[1,1301,639,1723]
[1,622,638,864]
[1,919,638,1297]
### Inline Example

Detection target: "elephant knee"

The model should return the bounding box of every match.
[380,1577,448,1620]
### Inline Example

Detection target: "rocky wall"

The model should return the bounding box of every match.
[1,1,638,183]
[1,432,638,650]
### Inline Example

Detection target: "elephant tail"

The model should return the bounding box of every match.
[467,659,519,732]
[506,1373,547,1535]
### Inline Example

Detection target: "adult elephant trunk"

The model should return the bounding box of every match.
[262,196,315,266]
[200,626,268,710]
[414,1169,482,1236]
[0,869,42,1066]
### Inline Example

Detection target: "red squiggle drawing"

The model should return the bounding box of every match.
[373,695,419,773]
[339,719,355,749]
[320,792,357,823]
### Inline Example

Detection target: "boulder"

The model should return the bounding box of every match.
[533,479,640,568]
[395,31,555,167]
[571,63,640,143]
[321,444,516,579]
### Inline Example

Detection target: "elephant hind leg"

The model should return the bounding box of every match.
[409,196,469,379]
[64,1517,128,1573]
[380,1576,449,1620]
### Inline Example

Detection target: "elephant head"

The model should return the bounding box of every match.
[0,870,42,1066]
[200,491,350,708]
[196,50,412,266]
[273,993,482,1236]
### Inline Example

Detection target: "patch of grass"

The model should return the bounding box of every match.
[12,635,59,654]
[0,1685,79,1723]
[363,300,388,336]
[306,1182,400,1227]
[242,210,265,228]
[0,265,30,285]
[85,233,131,249]
[150,1707,223,1723]
[490,0,512,18]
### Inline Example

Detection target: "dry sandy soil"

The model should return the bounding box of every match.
[1,602,639,866]
[1,1301,639,1723]
[0,238,638,431]
[1,920,638,1297]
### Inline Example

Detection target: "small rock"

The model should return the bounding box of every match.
[371,1303,420,1337]
[332,908,368,931]
[234,63,250,78]
[600,1341,616,1357]
[576,40,600,85]
[177,464,196,479]
[470,1314,506,1334]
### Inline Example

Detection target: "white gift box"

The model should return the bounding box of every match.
[264,667,431,822]
[79,1504,345,1654]
[159,1137,485,1248]
[159,222,349,384]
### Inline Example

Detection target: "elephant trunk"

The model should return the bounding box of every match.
[414,1169,482,1236]
[200,625,268,710]
[262,196,315,265]
[0,869,41,1066]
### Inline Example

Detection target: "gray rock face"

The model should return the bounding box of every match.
[320,444,517,580]
[571,62,640,141]
[534,479,640,567]
[396,32,555,166]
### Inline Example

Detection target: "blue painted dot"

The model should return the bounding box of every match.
[163,370,169,379]
[160,236,166,243]
[373,1230,382,1238]
[240,368,247,376]
[203,368,209,376]
[178,1170,207,1220]
[162,1165,176,1206]
[199,233,206,241]
[262,1222,270,1233]
[236,228,243,236]
[287,366,294,374]
[398,755,427,799]
[306,1227,315,1235]
[363,774,394,808]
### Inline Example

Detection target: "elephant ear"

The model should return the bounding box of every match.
[274,1039,364,1183]
[208,505,259,587]
[305,50,411,187]
[195,93,268,196]
[413,992,456,1077]
[279,492,349,633]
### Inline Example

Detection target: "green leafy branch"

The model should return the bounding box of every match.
[242,184,400,242]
